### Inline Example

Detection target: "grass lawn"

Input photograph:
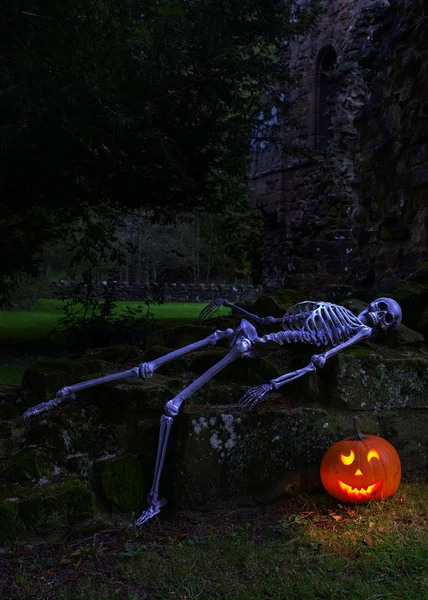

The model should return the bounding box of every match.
[0,298,231,341]
[2,482,428,599]
[0,299,232,381]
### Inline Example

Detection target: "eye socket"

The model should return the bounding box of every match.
[384,313,394,324]
[367,449,380,462]
[377,301,388,311]
[340,450,355,465]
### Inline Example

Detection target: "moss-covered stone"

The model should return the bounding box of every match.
[52,405,121,458]
[322,345,428,411]
[84,344,144,363]
[142,345,188,374]
[417,306,428,340]
[406,261,428,284]
[174,407,379,509]
[390,277,428,331]
[391,324,425,346]
[252,289,307,318]
[94,454,146,512]
[0,500,18,543]
[0,383,21,403]
[339,298,367,316]
[146,325,212,350]
[19,476,96,534]
[21,357,112,402]
[188,350,281,386]
[23,422,67,456]
[0,448,54,484]
[88,374,181,414]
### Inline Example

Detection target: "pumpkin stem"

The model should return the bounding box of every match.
[351,416,366,440]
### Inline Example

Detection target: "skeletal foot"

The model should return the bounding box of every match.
[135,498,167,526]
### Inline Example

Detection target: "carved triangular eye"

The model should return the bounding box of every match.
[340,450,355,465]
[367,449,380,462]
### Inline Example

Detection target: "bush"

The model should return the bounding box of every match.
[0,272,48,310]
[48,278,163,351]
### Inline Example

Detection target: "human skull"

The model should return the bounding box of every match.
[358,297,402,330]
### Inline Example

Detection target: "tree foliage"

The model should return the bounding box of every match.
[0,0,320,289]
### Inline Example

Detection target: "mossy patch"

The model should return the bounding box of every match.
[94,453,146,512]
[52,405,121,458]
[188,350,281,386]
[323,346,428,411]
[390,278,428,331]
[0,500,18,542]
[24,422,67,456]
[0,447,54,485]
[19,476,96,534]
[84,344,145,363]
[21,357,112,402]
[252,289,307,318]
[88,374,181,414]
[142,345,188,374]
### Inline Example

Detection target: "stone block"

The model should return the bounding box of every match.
[0,448,55,485]
[21,358,112,402]
[84,344,145,363]
[322,346,428,411]
[173,407,379,510]
[18,476,96,535]
[94,453,146,512]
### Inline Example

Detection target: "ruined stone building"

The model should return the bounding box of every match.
[250,0,428,299]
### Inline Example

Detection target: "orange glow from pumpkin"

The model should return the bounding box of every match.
[337,478,382,500]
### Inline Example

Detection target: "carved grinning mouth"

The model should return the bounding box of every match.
[337,479,382,500]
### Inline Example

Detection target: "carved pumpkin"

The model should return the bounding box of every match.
[320,417,401,503]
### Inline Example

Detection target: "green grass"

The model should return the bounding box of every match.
[0,298,232,383]
[0,298,232,342]
[5,483,428,599]
[0,364,25,385]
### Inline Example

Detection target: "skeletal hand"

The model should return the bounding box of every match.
[237,383,273,410]
[23,400,56,420]
[22,393,76,421]
[197,299,226,324]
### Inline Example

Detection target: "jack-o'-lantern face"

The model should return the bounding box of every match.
[320,419,401,504]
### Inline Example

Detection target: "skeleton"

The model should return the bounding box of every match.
[22,296,402,525]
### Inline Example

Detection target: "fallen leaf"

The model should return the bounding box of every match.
[364,534,373,547]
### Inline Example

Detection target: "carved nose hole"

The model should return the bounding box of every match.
[354,469,363,476]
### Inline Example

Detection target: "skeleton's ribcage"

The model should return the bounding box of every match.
[280,301,366,347]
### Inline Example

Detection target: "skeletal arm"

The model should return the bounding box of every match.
[198,298,282,326]
[238,327,372,409]
[23,327,235,420]
[23,367,141,420]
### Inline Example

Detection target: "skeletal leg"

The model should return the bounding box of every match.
[138,327,235,377]
[136,339,250,525]
[135,414,172,524]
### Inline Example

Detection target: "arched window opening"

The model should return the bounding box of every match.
[314,45,337,152]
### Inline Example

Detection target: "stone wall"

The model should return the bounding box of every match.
[251,0,428,298]
[48,280,262,304]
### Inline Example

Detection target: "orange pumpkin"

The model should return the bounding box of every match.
[320,417,401,503]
